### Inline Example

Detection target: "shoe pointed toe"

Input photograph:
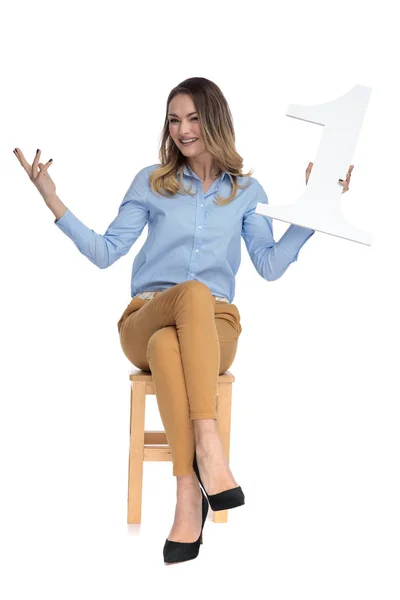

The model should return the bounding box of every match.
[163,538,200,564]
[208,485,245,511]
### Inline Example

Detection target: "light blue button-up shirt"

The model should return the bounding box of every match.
[54,162,315,303]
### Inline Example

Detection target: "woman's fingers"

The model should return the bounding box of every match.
[37,160,53,177]
[346,164,354,183]
[14,147,52,181]
[32,149,41,180]
[13,147,33,177]
[305,162,313,184]
[14,146,55,201]
[338,164,354,193]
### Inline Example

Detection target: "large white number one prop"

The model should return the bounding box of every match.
[256,85,373,246]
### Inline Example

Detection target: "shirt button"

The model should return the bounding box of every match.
[198,225,202,229]
[200,204,204,207]
[191,272,195,276]
[195,249,199,253]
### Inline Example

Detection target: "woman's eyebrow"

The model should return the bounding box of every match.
[168,111,198,117]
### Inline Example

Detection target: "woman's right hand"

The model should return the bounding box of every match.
[13,148,56,202]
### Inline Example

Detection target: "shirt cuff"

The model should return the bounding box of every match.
[54,207,91,246]
[280,224,315,261]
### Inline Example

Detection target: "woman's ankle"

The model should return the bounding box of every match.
[176,471,200,491]
[193,418,219,451]
[193,417,218,435]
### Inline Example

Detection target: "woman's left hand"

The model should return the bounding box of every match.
[305,162,354,193]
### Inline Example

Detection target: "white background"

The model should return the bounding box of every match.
[1,0,399,597]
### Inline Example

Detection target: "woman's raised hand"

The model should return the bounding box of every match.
[13,148,56,202]
[305,161,354,193]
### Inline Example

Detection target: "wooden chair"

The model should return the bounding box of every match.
[127,368,236,525]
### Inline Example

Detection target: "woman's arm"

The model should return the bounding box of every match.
[54,167,150,269]
[241,179,315,281]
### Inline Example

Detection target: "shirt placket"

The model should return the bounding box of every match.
[182,169,229,303]
[187,172,204,280]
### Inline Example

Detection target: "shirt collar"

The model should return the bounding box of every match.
[182,163,233,184]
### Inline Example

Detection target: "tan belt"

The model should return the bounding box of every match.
[134,290,230,303]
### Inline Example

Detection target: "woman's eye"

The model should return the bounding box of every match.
[169,117,198,123]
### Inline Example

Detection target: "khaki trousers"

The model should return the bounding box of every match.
[117,280,242,476]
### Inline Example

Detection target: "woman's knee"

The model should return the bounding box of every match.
[146,326,179,363]
[175,279,214,300]
[219,338,238,374]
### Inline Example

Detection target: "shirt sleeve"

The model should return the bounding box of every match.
[54,167,149,269]
[241,179,315,281]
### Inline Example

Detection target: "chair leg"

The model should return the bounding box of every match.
[213,382,232,524]
[127,381,146,524]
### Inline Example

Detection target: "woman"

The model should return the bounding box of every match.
[13,77,353,565]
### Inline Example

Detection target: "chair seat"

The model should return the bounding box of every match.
[129,368,235,388]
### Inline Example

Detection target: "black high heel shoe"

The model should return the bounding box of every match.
[193,451,245,511]
[163,485,209,564]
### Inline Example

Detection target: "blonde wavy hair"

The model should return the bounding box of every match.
[149,77,254,206]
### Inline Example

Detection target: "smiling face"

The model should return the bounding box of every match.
[168,93,206,157]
